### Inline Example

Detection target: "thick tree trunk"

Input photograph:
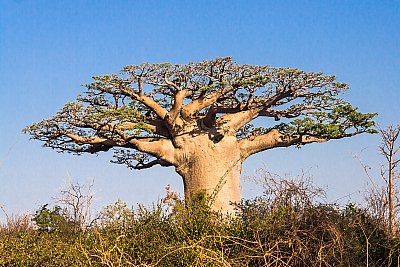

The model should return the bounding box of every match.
[174,134,243,214]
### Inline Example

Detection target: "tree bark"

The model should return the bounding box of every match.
[174,134,243,214]
[389,158,395,235]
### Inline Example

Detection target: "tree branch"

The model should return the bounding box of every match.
[216,107,263,133]
[128,138,177,165]
[239,127,367,159]
[166,90,191,126]
[239,129,328,159]
[134,159,173,170]
[64,132,117,146]
[73,119,171,138]
[259,105,318,120]
[119,88,168,120]
[181,86,234,120]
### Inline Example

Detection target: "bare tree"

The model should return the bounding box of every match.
[24,57,376,213]
[55,179,95,231]
[378,125,400,235]
[252,168,326,210]
[360,125,400,235]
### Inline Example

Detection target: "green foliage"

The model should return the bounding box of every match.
[32,205,72,233]
[126,121,155,135]
[87,106,144,122]
[2,193,400,266]
[340,203,391,265]
[23,57,377,168]
[278,103,377,140]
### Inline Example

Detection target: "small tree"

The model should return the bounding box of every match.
[32,204,69,233]
[361,125,400,236]
[56,179,95,231]
[24,57,376,213]
[379,125,400,235]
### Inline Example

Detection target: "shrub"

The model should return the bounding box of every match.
[2,180,400,266]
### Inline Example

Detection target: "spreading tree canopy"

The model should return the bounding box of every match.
[24,57,376,213]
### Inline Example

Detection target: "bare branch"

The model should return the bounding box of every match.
[377,124,400,235]
[134,159,173,170]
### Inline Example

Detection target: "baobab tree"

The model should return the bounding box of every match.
[24,57,376,213]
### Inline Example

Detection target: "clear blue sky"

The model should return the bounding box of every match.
[0,1,399,221]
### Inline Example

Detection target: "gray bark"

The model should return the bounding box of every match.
[174,134,243,214]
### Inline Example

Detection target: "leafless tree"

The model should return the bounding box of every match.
[55,179,95,231]
[359,125,400,235]
[252,168,326,210]
[379,125,400,235]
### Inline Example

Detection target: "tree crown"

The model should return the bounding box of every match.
[24,57,377,169]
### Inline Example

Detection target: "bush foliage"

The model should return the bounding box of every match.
[1,184,400,266]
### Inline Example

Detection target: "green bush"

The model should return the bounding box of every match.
[1,193,400,266]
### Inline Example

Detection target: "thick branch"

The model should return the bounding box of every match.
[216,107,263,133]
[239,129,327,159]
[54,129,177,165]
[181,86,234,120]
[213,89,297,132]
[129,138,177,165]
[166,90,191,126]
[202,105,242,128]
[120,88,168,120]
[239,128,366,159]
